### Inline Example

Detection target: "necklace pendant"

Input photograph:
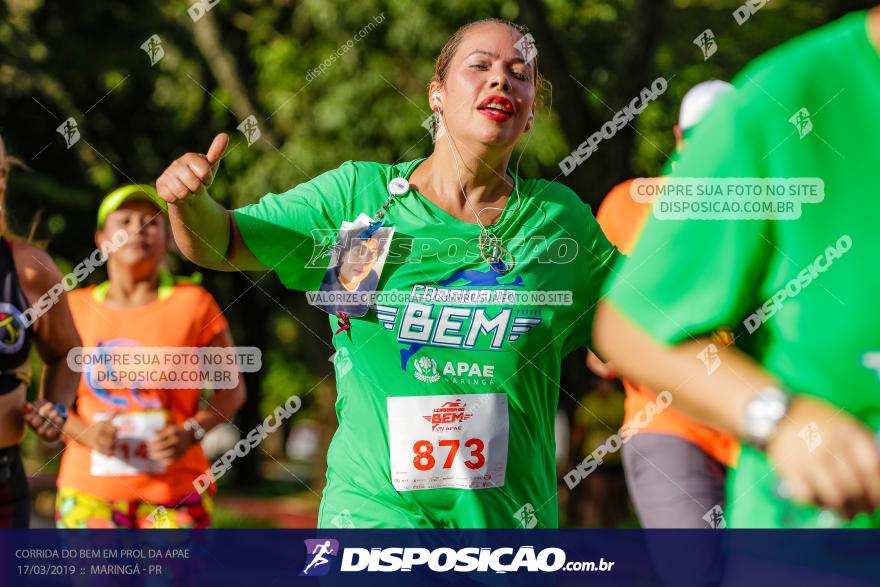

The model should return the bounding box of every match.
[488,248,515,274]
[479,230,515,274]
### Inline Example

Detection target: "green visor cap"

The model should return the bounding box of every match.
[97,184,167,228]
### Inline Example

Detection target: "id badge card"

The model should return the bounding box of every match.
[387,393,509,491]
[310,213,395,318]
[90,410,168,476]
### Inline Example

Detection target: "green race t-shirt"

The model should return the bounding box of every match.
[604,11,880,528]
[235,158,616,528]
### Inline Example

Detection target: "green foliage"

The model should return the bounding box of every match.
[1,0,852,237]
[261,351,317,421]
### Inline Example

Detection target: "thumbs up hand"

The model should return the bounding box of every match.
[156,133,229,204]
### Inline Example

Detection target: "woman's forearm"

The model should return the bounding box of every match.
[61,413,89,444]
[168,189,235,271]
[592,301,776,436]
[40,357,78,409]
[199,389,245,431]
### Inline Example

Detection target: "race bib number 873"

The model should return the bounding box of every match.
[387,393,508,491]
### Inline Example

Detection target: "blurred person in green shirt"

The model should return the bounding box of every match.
[594,8,880,528]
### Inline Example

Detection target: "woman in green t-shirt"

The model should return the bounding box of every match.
[156,19,618,529]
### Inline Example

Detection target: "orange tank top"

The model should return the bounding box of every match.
[57,284,228,502]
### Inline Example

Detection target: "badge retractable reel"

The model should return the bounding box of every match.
[323,178,409,334]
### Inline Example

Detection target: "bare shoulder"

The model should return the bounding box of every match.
[8,239,64,304]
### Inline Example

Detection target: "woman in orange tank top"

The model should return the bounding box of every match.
[56,185,246,528]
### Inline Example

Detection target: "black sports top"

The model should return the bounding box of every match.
[0,238,33,394]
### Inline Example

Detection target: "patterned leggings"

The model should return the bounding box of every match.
[55,486,213,528]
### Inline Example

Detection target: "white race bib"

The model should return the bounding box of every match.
[387,393,508,491]
[90,411,168,476]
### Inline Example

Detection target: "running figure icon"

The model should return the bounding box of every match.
[300,539,339,576]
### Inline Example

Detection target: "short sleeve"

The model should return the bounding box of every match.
[602,89,773,344]
[233,161,356,291]
[561,200,619,356]
[594,181,631,249]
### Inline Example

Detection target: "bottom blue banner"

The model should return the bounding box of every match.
[1,529,878,586]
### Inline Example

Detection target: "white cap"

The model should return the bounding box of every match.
[678,80,734,131]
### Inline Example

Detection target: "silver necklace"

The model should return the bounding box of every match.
[446,153,519,274]
[435,103,530,274]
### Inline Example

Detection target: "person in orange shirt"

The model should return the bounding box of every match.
[592,81,738,528]
[56,184,246,528]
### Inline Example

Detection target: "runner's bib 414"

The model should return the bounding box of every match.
[90,410,168,476]
[387,393,508,491]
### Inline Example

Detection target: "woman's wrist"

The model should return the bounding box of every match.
[60,414,82,443]
[739,385,792,450]
[183,417,207,441]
